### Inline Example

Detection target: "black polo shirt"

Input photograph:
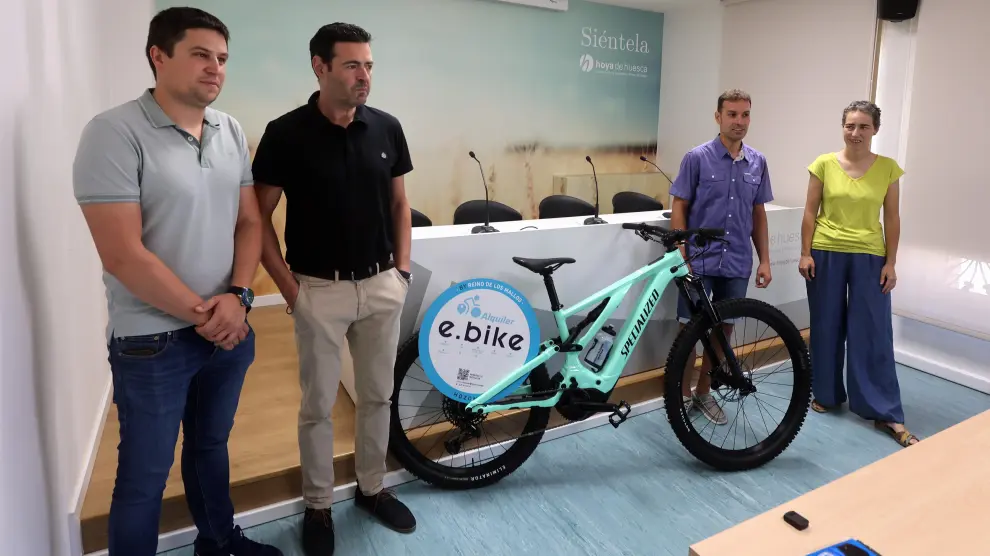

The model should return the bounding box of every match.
[251,91,413,277]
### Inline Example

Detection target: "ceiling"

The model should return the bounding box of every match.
[587,0,720,13]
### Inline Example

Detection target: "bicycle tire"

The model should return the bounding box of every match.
[388,332,553,490]
[663,298,812,471]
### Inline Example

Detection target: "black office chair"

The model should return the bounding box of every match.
[410,207,432,227]
[537,195,596,219]
[612,191,664,213]
[452,200,523,225]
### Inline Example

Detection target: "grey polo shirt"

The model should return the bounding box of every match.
[73,88,253,339]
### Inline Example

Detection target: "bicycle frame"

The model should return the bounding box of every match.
[464,247,691,415]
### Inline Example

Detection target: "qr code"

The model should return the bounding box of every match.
[457,369,470,381]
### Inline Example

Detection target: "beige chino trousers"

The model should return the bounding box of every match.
[291,267,408,509]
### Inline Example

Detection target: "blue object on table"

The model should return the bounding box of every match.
[807,538,881,556]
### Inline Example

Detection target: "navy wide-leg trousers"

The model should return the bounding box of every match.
[806,248,904,423]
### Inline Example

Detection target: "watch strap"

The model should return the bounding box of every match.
[227,286,254,312]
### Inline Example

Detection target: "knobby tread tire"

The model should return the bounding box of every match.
[388,332,553,490]
[663,298,812,471]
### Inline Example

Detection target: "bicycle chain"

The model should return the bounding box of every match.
[459,384,645,442]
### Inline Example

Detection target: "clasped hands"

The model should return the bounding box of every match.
[194,293,249,350]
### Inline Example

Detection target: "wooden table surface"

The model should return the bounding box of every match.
[689,408,990,556]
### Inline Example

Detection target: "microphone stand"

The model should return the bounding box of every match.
[584,155,607,225]
[639,155,675,186]
[468,151,498,234]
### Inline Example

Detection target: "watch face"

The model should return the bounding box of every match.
[245,289,255,305]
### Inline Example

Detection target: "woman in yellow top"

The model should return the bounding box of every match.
[798,101,919,448]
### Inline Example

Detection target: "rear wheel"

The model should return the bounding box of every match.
[388,332,553,489]
[663,298,812,471]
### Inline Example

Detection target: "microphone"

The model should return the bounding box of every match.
[584,155,607,225]
[468,151,498,234]
[640,155,675,186]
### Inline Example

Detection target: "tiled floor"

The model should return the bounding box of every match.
[162,365,989,555]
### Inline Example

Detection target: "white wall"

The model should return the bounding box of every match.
[871,3,990,392]
[2,0,152,553]
[656,0,879,208]
[719,0,878,207]
[1,3,54,554]
[655,0,724,177]
[895,316,990,394]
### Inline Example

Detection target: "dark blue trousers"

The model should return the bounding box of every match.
[806,249,904,423]
[107,325,255,556]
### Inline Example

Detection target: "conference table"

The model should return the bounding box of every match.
[689,408,990,555]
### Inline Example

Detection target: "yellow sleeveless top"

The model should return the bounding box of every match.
[807,152,904,257]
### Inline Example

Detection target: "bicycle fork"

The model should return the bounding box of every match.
[675,276,756,395]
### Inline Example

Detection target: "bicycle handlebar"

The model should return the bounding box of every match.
[621,222,726,247]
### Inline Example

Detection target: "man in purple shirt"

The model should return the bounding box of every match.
[669,89,773,425]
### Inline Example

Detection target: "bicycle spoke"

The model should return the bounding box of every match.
[666,300,810,470]
[394,352,544,474]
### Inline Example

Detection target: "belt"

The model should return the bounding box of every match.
[307,260,394,282]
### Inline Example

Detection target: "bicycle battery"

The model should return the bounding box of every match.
[584,325,617,371]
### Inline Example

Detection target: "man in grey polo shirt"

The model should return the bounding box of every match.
[72,7,280,556]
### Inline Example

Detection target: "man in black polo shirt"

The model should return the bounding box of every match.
[252,22,414,556]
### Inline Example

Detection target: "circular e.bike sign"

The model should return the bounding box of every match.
[418,278,541,404]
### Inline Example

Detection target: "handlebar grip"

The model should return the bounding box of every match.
[698,228,726,237]
[621,223,641,230]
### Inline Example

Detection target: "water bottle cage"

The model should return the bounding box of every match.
[583,326,617,371]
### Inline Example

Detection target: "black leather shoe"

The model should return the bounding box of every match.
[302,507,335,556]
[354,486,416,533]
[194,525,282,555]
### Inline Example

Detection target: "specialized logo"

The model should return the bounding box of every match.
[619,288,660,357]
[419,279,540,403]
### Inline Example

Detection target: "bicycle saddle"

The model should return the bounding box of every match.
[512,256,576,275]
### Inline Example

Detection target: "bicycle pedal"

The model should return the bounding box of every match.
[608,401,631,428]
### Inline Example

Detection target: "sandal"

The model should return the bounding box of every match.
[811,400,831,413]
[874,421,920,447]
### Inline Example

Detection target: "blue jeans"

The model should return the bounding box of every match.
[676,275,750,322]
[806,249,903,423]
[106,325,255,556]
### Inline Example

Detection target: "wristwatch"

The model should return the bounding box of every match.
[227,286,255,313]
[398,269,413,284]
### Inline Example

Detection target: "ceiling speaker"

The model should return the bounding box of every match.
[878,0,919,22]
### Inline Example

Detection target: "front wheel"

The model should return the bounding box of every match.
[388,332,553,490]
[663,298,812,471]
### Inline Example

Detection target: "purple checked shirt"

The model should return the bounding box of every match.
[669,136,774,279]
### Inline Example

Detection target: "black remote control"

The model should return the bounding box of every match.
[783,510,809,531]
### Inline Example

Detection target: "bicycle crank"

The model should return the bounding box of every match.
[566,400,632,428]
[609,401,632,428]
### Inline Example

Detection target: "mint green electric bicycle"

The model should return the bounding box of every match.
[389,223,812,489]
